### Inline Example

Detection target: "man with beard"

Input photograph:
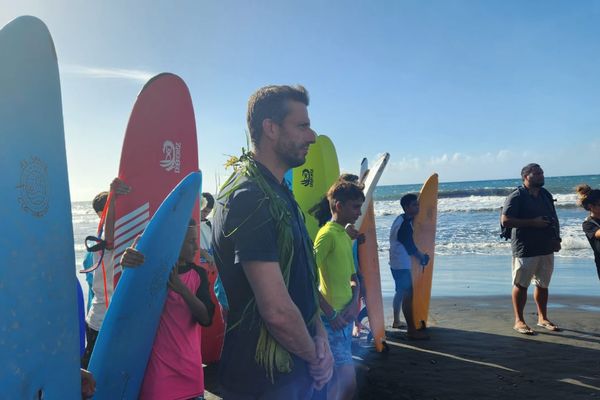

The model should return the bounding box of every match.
[212,85,334,399]
[502,163,562,335]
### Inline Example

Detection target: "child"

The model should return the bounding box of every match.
[314,180,365,400]
[389,194,429,340]
[82,178,130,368]
[121,219,215,400]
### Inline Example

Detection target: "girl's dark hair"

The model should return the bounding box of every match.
[92,191,109,213]
[202,192,215,209]
[576,184,600,211]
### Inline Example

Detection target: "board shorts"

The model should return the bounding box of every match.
[322,317,353,366]
[512,254,554,289]
[390,268,413,294]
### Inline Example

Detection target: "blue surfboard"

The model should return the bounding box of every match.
[0,16,80,399]
[89,171,202,399]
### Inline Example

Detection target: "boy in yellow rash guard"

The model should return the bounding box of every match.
[314,180,365,400]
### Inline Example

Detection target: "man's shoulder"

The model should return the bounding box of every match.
[219,175,265,208]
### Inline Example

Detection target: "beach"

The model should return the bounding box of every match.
[203,294,600,399]
[70,175,600,399]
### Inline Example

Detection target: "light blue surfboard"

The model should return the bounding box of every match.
[0,16,80,399]
[89,171,202,399]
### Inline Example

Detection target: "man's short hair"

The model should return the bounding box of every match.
[400,193,418,211]
[327,181,365,211]
[521,163,541,180]
[246,85,309,147]
[92,191,109,213]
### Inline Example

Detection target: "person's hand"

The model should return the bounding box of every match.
[341,299,359,322]
[200,248,215,265]
[110,177,131,197]
[345,224,361,240]
[530,216,551,229]
[80,368,96,399]
[167,265,188,295]
[309,335,334,390]
[121,236,144,267]
[329,312,349,331]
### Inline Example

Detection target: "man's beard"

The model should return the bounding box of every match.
[276,137,307,169]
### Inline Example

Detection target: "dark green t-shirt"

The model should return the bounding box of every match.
[503,187,560,257]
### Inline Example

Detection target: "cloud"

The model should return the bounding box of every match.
[380,149,523,184]
[61,64,156,83]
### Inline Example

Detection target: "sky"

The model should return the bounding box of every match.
[2,1,600,200]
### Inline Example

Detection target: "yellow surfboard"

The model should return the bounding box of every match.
[411,173,438,329]
[292,134,339,240]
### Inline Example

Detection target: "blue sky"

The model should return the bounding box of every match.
[2,1,600,200]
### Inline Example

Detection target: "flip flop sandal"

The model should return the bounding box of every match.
[513,325,535,335]
[536,322,560,331]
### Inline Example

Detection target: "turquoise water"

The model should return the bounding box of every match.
[72,174,600,299]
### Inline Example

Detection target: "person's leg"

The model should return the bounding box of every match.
[403,289,429,339]
[81,325,98,368]
[335,364,357,400]
[512,284,528,326]
[511,257,533,332]
[391,269,403,328]
[325,322,354,400]
[533,285,548,321]
[531,254,558,330]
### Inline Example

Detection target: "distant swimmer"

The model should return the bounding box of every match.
[501,163,562,335]
[575,184,600,280]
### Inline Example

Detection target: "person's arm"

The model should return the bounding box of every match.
[318,291,348,330]
[583,220,600,240]
[501,191,550,229]
[340,273,360,322]
[309,318,334,390]
[501,215,550,229]
[242,260,318,364]
[104,178,131,248]
[168,266,213,326]
[397,220,427,262]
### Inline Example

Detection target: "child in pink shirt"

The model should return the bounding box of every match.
[121,219,214,400]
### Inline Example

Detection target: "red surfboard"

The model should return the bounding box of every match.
[111,72,226,364]
[112,73,200,284]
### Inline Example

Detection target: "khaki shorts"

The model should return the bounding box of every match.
[512,254,554,288]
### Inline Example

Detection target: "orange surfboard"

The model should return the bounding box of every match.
[357,154,389,352]
[411,174,438,329]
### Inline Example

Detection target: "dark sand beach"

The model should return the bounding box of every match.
[205,294,600,399]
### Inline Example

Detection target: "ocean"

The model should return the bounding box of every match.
[72,174,600,300]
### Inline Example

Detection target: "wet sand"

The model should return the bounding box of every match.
[205,294,600,399]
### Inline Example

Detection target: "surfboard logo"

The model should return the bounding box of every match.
[17,156,49,217]
[301,168,314,187]
[159,140,181,173]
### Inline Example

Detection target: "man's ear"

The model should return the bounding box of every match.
[333,200,343,213]
[262,118,278,142]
